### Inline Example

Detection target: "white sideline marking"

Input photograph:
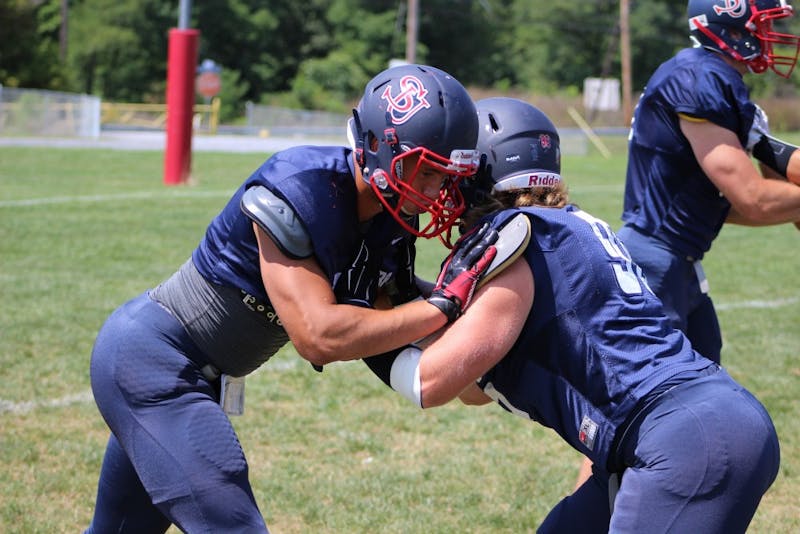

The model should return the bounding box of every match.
[0,185,626,208]
[0,190,232,208]
[0,390,94,415]
[716,296,799,311]
[0,359,302,415]
[0,299,794,415]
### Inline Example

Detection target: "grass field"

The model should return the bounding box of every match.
[1,139,798,533]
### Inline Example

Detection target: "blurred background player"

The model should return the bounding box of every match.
[365,97,780,533]
[618,0,800,364]
[84,64,497,533]
[573,0,800,493]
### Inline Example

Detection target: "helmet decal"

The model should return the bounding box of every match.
[381,76,431,125]
[688,0,800,77]
[351,64,479,240]
[713,0,747,18]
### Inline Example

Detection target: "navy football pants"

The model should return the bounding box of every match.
[85,293,269,533]
[617,224,722,363]
[538,369,780,533]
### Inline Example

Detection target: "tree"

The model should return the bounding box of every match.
[628,2,686,90]
[419,0,515,87]
[283,0,400,112]
[68,0,172,99]
[5,0,797,117]
[0,0,66,89]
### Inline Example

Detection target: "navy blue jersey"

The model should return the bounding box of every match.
[476,206,712,470]
[192,145,414,303]
[622,47,758,259]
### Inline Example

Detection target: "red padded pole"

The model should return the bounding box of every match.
[164,28,199,185]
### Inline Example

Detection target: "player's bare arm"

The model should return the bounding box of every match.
[254,223,449,365]
[681,118,800,225]
[417,257,533,408]
[457,382,493,405]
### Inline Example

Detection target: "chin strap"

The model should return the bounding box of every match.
[690,19,767,73]
[372,112,402,196]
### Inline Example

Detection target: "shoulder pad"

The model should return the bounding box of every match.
[478,212,531,289]
[241,185,313,259]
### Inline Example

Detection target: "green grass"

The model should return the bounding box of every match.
[1,142,798,533]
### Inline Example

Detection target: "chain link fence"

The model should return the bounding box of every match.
[0,87,101,138]
[243,102,590,154]
[0,89,596,155]
[245,103,348,138]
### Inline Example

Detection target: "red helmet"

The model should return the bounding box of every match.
[348,64,479,239]
[688,0,800,77]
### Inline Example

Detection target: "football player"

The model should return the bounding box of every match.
[577,0,800,494]
[365,97,780,533]
[618,0,800,364]
[84,64,496,533]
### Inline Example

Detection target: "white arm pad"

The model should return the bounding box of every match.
[389,346,422,408]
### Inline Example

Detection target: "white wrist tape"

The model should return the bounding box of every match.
[389,346,422,408]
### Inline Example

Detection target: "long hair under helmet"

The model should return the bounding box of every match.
[688,0,800,77]
[460,97,562,212]
[347,64,480,239]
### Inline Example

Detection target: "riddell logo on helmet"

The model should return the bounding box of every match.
[713,0,747,18]
[528,173,560,187]
[382,75,432,125]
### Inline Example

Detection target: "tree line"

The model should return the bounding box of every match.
[2,0,799,122]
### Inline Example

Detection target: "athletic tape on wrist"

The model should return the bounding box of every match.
[389,346,422,407]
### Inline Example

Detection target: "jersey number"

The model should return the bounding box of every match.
[480,209,653,422]
[571,209,652,296]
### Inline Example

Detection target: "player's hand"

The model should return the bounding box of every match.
[746,103,770,153]
[427,222,498,322]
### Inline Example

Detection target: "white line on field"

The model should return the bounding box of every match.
[0,358,302,415]
[0,390,94,415]
[1,185,630,209]
[716,296,799,311]
[0,190,233,208]
[0,295,794,415]
[0,183,625,209]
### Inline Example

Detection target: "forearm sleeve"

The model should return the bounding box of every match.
[752,134,799,178]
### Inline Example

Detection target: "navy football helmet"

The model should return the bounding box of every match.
[688,0,800,77]
[348,64,480,239]
[460,97,562,211]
